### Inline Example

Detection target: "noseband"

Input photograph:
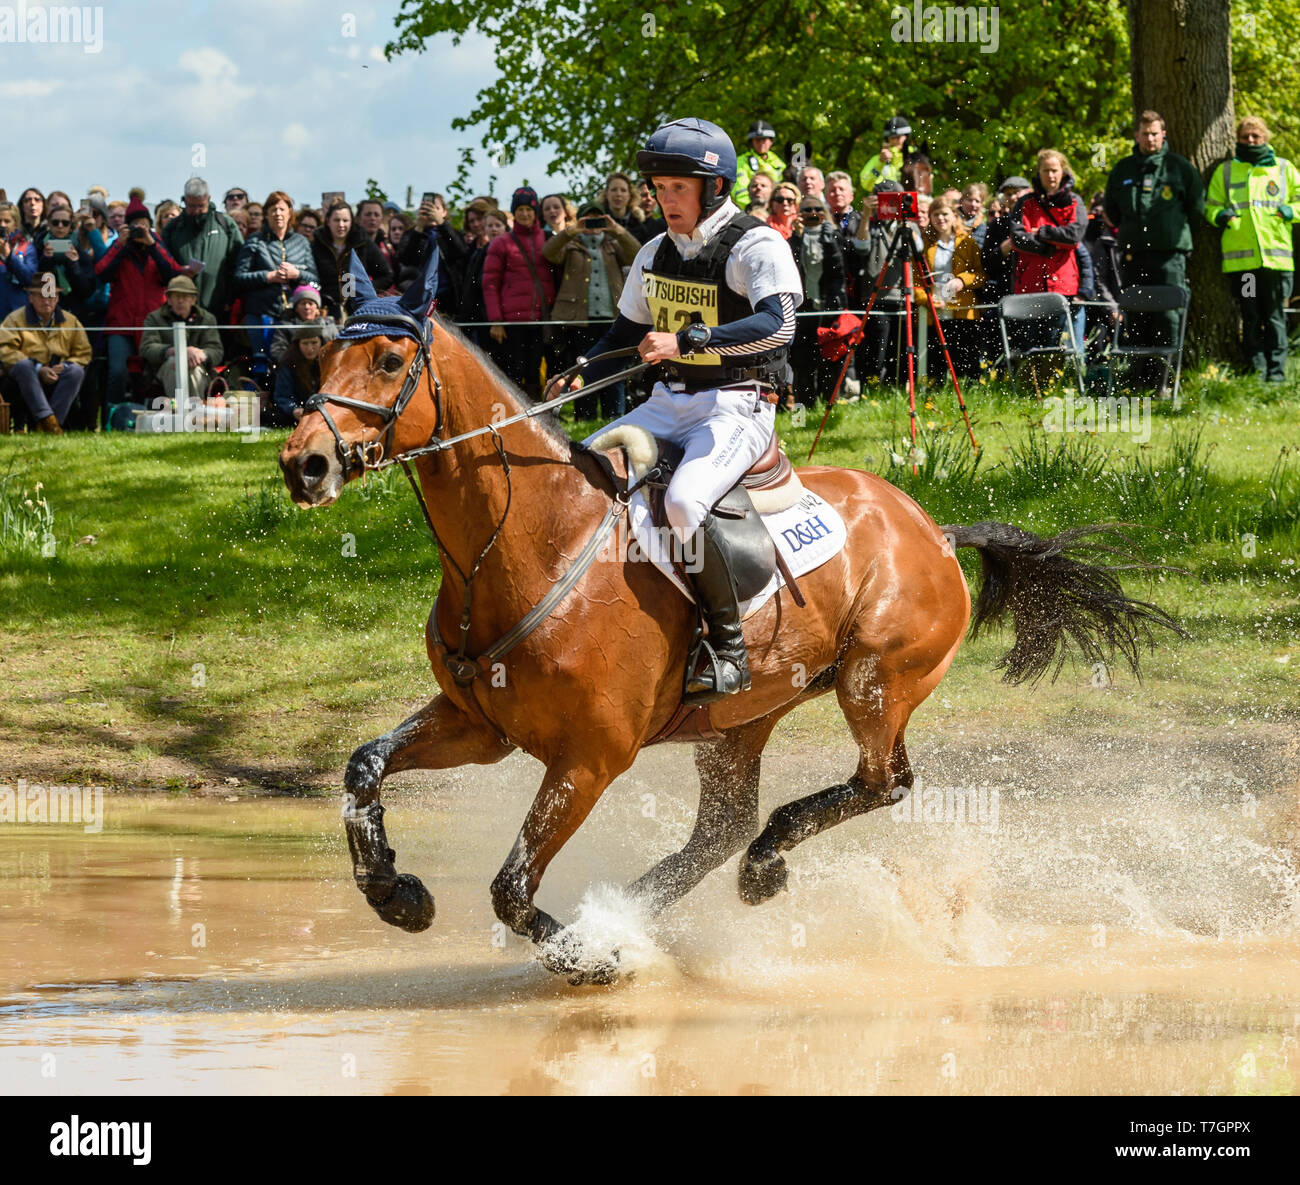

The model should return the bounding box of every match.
[304,311,443,476]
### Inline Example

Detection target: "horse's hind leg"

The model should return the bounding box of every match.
[626,714,781,915]
[344,693,514,932]
[739,645,927,905]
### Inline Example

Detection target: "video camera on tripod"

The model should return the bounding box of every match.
[875,190,920,221]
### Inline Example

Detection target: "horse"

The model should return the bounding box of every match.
[279,251,1178,983]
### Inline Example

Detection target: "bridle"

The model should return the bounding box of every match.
[303,310,443,477]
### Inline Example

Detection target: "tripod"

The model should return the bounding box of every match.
[807,215,979,467]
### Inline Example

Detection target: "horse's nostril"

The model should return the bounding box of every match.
[302,453,329,484]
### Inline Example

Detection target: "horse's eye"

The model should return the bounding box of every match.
[382,353,404,373]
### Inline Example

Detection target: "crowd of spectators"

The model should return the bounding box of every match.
[1,109,1295,432]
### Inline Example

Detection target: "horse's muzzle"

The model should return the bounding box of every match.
[280,438,345,508]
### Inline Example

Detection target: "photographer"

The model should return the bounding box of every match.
[95,197,184,408]
[395,191,468,312]
[542,202,640,419]
[852,181,923,385]
[34,206,94,320]
[788,194,848,407]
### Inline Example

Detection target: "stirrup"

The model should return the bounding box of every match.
[684,637,751,704]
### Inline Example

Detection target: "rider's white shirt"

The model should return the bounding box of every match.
[616,198,804,323]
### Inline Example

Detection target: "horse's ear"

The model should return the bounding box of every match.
[399,240,441,318]
[344,250,377,312]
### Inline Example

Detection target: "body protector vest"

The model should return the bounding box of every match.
[644,213,788,388]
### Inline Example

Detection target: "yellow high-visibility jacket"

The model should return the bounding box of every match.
[1205,155,1300,272]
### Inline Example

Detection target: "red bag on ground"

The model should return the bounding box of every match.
[817,312,863,361]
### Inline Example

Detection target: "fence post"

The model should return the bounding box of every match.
[172,318,188,432]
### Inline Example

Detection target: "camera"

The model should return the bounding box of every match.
[875,191,919,220]
[129,224,150,240]
[582,216,605,230]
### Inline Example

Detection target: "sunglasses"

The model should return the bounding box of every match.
[49,218,72,227]
[771,196,797,205]
[224,192,247,202]
[800,208,823,216]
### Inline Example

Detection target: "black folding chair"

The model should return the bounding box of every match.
[997,292,1086,396]
[1106,284,1189,402]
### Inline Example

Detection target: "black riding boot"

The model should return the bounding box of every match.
[683,515,751,704]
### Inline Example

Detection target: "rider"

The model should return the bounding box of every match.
[552,117,804,703]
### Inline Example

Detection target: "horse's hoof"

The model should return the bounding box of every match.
[739,849,788,905]
[539,935,622,986]
[369,873,435,932]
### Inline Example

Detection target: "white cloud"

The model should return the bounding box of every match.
[0,79,64,98]
[281,122,312,152]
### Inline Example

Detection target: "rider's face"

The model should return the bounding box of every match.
[652,176,706,233]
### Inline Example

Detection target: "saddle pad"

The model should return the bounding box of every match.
[627,487,847,619]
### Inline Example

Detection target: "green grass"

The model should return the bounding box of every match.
[0,363,1296,790]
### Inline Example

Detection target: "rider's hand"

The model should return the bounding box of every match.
[544,375,583,401]
[490,324,506,343]
[638,331,681,364]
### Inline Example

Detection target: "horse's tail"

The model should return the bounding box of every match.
[942,521,1186,684]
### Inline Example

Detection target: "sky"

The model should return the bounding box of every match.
[0,0,566,212]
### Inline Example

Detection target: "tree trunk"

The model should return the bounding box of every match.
[1128,0,1237,363]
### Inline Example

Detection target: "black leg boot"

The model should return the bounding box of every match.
[683,514,751,704]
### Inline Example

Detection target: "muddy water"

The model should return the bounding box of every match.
[1,738,1298,1095]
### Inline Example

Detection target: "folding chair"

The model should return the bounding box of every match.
[1106,284,1189,402]
[997,292,1086,396]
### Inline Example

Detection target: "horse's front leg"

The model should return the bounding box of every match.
[344,693,514,932]
[490,759,626,983]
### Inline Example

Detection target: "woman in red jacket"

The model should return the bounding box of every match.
[95,197,184,408]
[483,187,556,397]
[1010,150,1088,357]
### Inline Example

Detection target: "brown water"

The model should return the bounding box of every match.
[2,739,1298,1095]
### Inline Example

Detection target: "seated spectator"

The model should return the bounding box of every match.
[396,193,467,311]
[246,203,264,236]
[311,199,393,314]
[357,198,398,276]
[959,183,989,245]
[746,172,774,211]
[35,204,95,320]
[0,273,92,433]
[767,182,801,239]
[269,284,338,363]
[17,188,46,238]
[140,275,224,402]
[156,200,181,233]
[483,188,555,397]
[0,202,37,319]
[540,193,570,238]
[233,191,318,325]
[270,322,325,427]
[458,206,508,348]
[95,197,184,407]
[788,194,848,408]
[542,202,640,418]
[598,172,651,243]
[162,177,244,323]
[913,198,985,378]
[798,166,826,201]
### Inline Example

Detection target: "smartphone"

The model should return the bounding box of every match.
[583,217,605,230]
[422,192,437,208]
[321,191,344,209]
[49,238,73,256]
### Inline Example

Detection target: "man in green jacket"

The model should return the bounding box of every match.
[1205,116,1300,382]
[161,176,244,320]
[1103,109,1205,390]
[140,275,224,401]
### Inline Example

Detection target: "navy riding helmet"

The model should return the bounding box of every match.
[636,117,737,216]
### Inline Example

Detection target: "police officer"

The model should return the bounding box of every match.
[860,116,912,193]
[554,117,804,702]
[1103,110,1205,390]
[1206,116,1300,382]
[731,120,787,208]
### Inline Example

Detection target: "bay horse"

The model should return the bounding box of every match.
[279,254,1176,983]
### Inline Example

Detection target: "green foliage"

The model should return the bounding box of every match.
[363,178,389,203]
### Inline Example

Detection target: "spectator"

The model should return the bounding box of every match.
[228,208,249,238]
[246,203,264,236]
[17,188,46,238]
[542,202,640,418]
[0,273,92,433]
[156,200,181,233]
[1084,191,1123,326]
[940,187,962,208]
[296,208,321,240]
[233,190,318,324]
[94,197,184,408]
[798,166,826,200]
[387,210,411,250]
[732,119,786,206]
[34,204,94,319]
[357,198,398,276]
[746,171,774,211]
[852,181,923,385]
[826,173,858,235]
[0,202,38,319]
[748,203,770,224]
[458,206,508,348]
[269,284,337,363]
[598,172,650,243]
[637,179,659,220]
[462,198,492,249]
[106,200,127,238]
[73,196,114,326]
[959,183,989,245]
[223,187,248,214]
[767,182,801,240]
[788,194,848,407]
[395,192,468,313]
[912,197,985,378]
[980,176,1032,303]
[1105,109,1206,390]
[140,275,224,402]
[860,116,914,192]
[483,187,555,398]
[1010,150,1088,358]
[826,171,864,395]
[271,322,325,426]
[540,193,570,238]
[916,194,933,231]
[161,177,244,321]
[311,199,393,314]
